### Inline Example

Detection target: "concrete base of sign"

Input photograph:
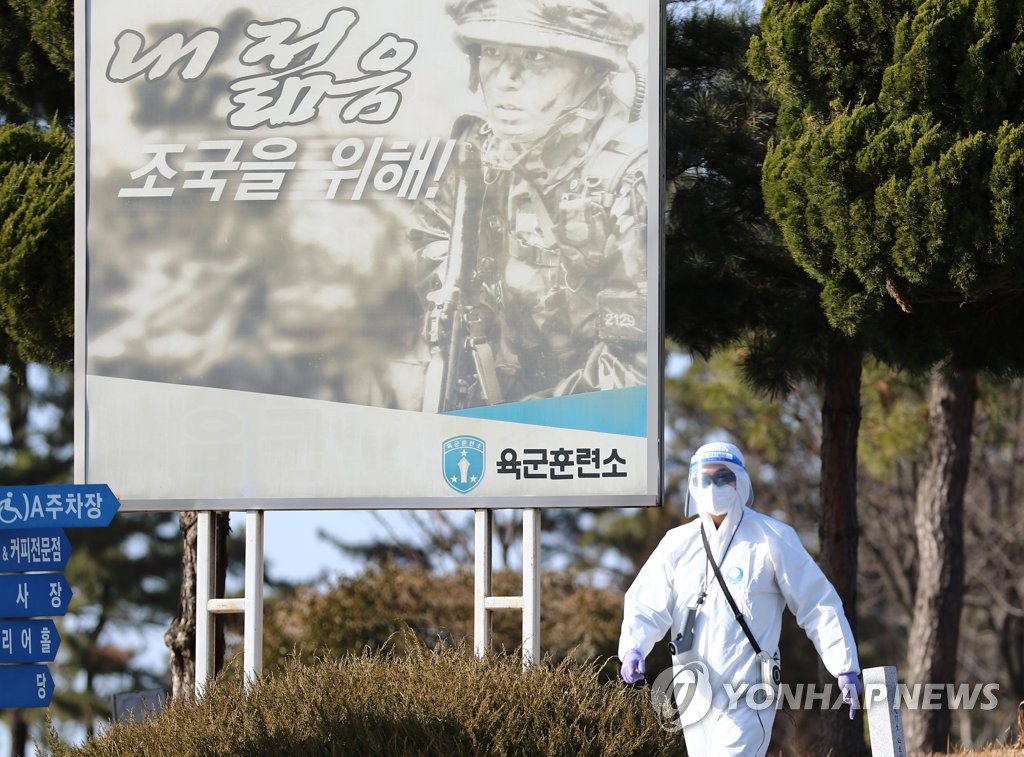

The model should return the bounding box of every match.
[863,666,907,757]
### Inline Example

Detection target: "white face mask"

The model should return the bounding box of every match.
[692,484,742,518]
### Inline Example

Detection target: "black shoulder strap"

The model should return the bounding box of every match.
[701,524,762,656]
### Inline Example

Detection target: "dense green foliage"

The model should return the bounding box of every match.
[0,0,75,367]
[751,6,1024,750]
[51,643,683,757]
[750,0,1024,372]
[0,0,73,124]
[0,121,73,366]
[664,3,844,395]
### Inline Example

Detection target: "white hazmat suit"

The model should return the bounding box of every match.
[619,442,860,756]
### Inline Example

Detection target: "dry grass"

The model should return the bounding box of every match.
[51,637,681,757]
[928,700,1024,755]
[48,636,1024,756]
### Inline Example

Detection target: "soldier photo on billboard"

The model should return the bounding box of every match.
[412,0,649,412]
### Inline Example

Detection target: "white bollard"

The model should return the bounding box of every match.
[863,666,908,757]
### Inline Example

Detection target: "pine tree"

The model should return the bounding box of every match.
[664,5,866,749]
[0,2,195,753]
[0,121,73,369]
[750,0,1024,751]
[0,4,77,750]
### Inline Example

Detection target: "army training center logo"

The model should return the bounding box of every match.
[443,435,486,494]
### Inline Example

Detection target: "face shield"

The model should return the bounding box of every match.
[690,467,738,490]
[686,442,753,518]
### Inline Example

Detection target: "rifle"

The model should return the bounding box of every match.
[421,140,503,413]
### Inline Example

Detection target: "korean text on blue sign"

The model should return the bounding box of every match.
[0,620,61,663]
[0,529,70,571]
[0,664,54,708]
[0,484,120,529]
[0,574,72,617]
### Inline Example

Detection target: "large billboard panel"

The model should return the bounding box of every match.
[75,0,663,509]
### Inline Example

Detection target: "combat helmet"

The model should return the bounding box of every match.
[446,0,644,70]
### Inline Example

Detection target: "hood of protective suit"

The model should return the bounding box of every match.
[688,442,753,521]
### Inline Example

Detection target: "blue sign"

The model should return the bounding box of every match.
[0,484,120,529]
[0,529,70,572]
[0,620,60,663]
[0,574,72,617]
[442,436,485,494]
[0,664,54,708]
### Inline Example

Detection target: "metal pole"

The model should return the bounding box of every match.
[522,508,541,668]
[474,509,492,657]
[194,511,216,697]
[243,510,265,688]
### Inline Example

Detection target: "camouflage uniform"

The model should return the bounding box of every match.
[413,0,648,407]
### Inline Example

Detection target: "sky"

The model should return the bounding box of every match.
[261,508,425,583]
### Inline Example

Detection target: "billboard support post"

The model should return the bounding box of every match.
[243,510,265,686]
[473,510,492,657]
[195,511,215,696]
[522,509,540,669]
[193,507,539,685]
[474,509,542,669]
[195,510,265,697]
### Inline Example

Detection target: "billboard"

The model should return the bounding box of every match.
[75,0,663,509]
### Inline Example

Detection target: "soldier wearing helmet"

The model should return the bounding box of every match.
[413,0,648,410]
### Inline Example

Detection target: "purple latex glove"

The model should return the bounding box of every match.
[621,649,646,684]
[838,671,863,719]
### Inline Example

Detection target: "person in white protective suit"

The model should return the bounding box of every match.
[618,441,863,756]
